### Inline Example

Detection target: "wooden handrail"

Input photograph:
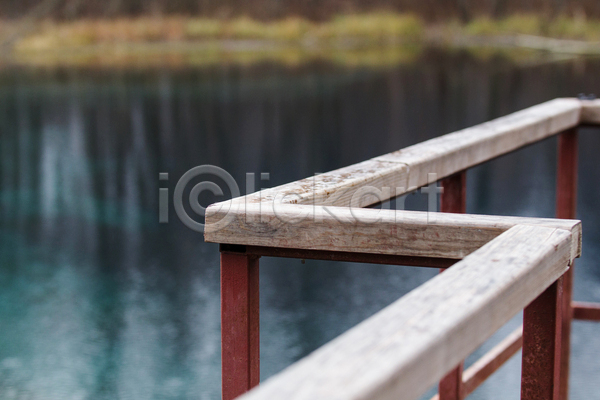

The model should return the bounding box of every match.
[233,225,576,400]
[206,204,581,261]
[207,97,600,400]
[581,99,600,124]
[210,98,592,213]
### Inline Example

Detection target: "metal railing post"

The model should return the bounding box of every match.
[439,171,467,400]
[440,171,467,214]
[521,277,564,400]
[556,128,578,400]
[221,250,260,400]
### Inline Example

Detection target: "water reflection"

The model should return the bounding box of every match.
[0,50,599,399]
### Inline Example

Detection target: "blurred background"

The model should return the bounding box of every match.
[0,1,600,399]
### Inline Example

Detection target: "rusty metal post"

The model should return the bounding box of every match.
[439,363,464,400]
[440,171,467,214]
[521,278,563,400]
[556,128,578,400]
[439,171,467,400]
[221,251,260,400]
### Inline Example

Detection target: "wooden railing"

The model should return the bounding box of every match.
[205,98,600,400]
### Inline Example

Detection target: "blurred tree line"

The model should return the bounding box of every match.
[1,0,599,21]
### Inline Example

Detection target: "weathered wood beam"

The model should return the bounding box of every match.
[580,99,600,125]
[205,204,582,261]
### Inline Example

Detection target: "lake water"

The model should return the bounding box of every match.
[1,49,599,399]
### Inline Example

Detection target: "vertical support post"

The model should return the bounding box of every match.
[521,278,563,400]
[556,128,578,400]
[221,251,260,400]
[439,171,467,400]
[440,171,467,214]
[439,364,464,400]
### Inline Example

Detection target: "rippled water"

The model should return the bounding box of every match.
[1,50,599,399]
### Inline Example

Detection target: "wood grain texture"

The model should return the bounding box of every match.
[206,204,582,261]
[228,158,410,208]
[580,99,600,125]
[236,225,574,400]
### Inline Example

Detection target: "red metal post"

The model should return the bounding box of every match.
[556,128,578,400]
[221,252,260,400]
[439,171,467,400]
[439,364,464,400]
[440,171,467,214]
[521,278,563,400]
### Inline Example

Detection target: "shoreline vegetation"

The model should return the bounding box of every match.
[1,13,600,68]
